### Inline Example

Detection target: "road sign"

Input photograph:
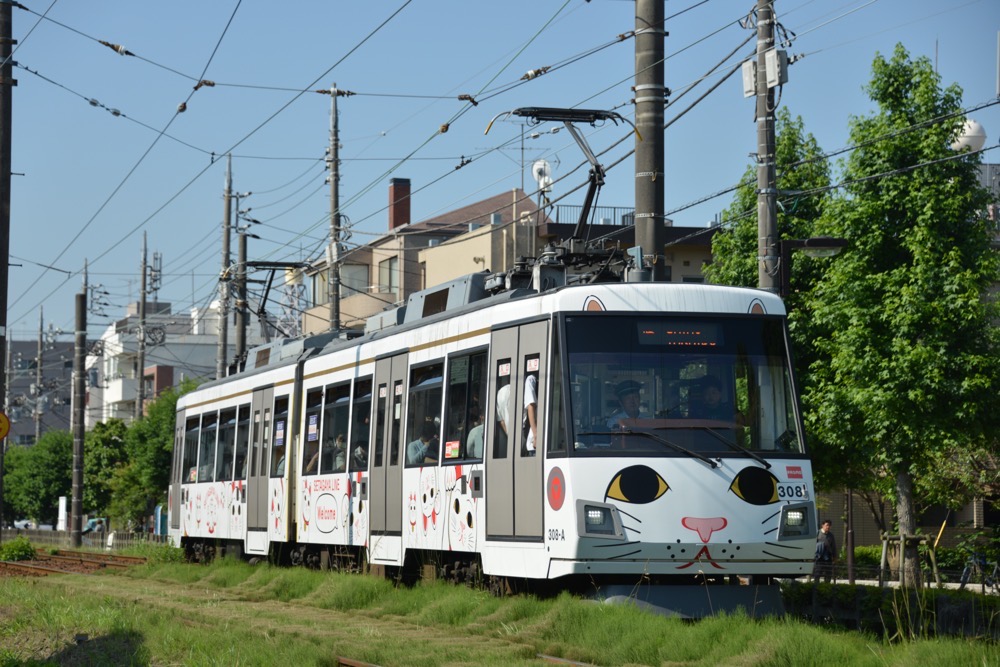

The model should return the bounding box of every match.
[0,412,10,440]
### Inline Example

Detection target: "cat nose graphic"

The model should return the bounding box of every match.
[682,516,728,543]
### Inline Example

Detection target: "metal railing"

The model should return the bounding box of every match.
[1,528,171,551]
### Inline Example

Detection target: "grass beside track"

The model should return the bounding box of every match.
[0,557,997,666]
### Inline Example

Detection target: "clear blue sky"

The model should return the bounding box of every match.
[6,0,999,340]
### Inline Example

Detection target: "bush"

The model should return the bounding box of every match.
[0,536,36,561]
[853,545,881,567]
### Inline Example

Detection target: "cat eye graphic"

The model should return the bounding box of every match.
[729,466,780,505]
[604,465,669,504]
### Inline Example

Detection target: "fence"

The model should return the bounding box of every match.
[0,528,172,551]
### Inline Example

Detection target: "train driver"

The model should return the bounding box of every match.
[606,380,648,428]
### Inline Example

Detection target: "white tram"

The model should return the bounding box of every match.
[168,270,817,607]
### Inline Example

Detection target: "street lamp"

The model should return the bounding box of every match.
[778,236,848,298]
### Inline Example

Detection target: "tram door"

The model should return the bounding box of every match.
[369,353,408,536]
[486,320,547,541]
[247,386,274,544]
[170,411,184,530]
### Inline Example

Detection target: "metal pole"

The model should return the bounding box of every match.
[235,230,247,364]
[327,85,342,333]
[847,487,856,584]
[0,1,14,536]
[756,0,778,292]
[217,156,232,379]
[136,233,146,420]
[71,292,86,548]
[634,0,667,280]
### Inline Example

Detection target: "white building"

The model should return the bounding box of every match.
[85,299,267,427]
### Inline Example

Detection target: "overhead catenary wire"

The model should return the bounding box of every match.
[13,0,993,339]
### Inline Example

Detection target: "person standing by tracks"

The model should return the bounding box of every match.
[813,519,837,583]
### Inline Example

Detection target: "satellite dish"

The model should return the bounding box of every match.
[531,159,553,193]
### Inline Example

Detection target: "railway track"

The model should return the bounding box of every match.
[0,549,147,577]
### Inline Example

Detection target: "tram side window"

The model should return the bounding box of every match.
[183,417,199,483]
[302,389,323,476]
[270,397,289,477]
[390,380,404,466]
[443,351,487,461]
[349,378,373,471]
[198,412,218,483]
[234,404,251,479]
[320,383,351,474]
[547,334,566,456]
[373,384,387,467]
[492,359,512,459]
[216,408,237,482]
[405,362,443,467]
[250,410,262,477]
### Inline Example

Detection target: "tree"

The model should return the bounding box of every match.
[84,418,129,517]
[2,430,73,525]
[804,45,1000,586]
[112,380,197,527]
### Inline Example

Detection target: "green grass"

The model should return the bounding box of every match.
[2,559,1000,666]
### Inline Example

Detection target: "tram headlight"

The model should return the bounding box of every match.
[778,502,815,540]
[583,505,615,535]
[785,509,805,526]
[576,500,624,540]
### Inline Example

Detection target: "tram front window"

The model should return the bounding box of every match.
[564,315,803,456]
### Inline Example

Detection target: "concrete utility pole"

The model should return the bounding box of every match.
[234,228,248,364]
[136,233,147,420]
[71,291,86,548]
[34,307,42,442]
[326,85,351,333]
[0,0,16,536]
[755,0,778,292]
[217,156,232,379]
[634,0,668,281]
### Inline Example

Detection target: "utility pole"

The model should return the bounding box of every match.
[634,0,667,281]
[136,233,147,420]
[71,290,86,548]
[324,86,354,333]
[34,307,42,442]
[217,156,232,379]
[755,0,778,292]
[0,0,17,537]
[327,85,344,333]
[234,228,248,365]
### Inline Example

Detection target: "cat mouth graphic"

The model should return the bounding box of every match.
[676,516,728,570]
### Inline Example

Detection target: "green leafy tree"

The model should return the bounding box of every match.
[112,379,197,527]
[804,45,1000,585]
[2,430,72,525]
[84,418,128,516]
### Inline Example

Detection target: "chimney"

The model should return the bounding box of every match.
[389,178,411,230]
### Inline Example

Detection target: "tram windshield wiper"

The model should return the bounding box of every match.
[679,427,771,469]
[577,430,717,469]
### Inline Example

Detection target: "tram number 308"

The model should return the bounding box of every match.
[777,483,809,500]
[548,528,566,542]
